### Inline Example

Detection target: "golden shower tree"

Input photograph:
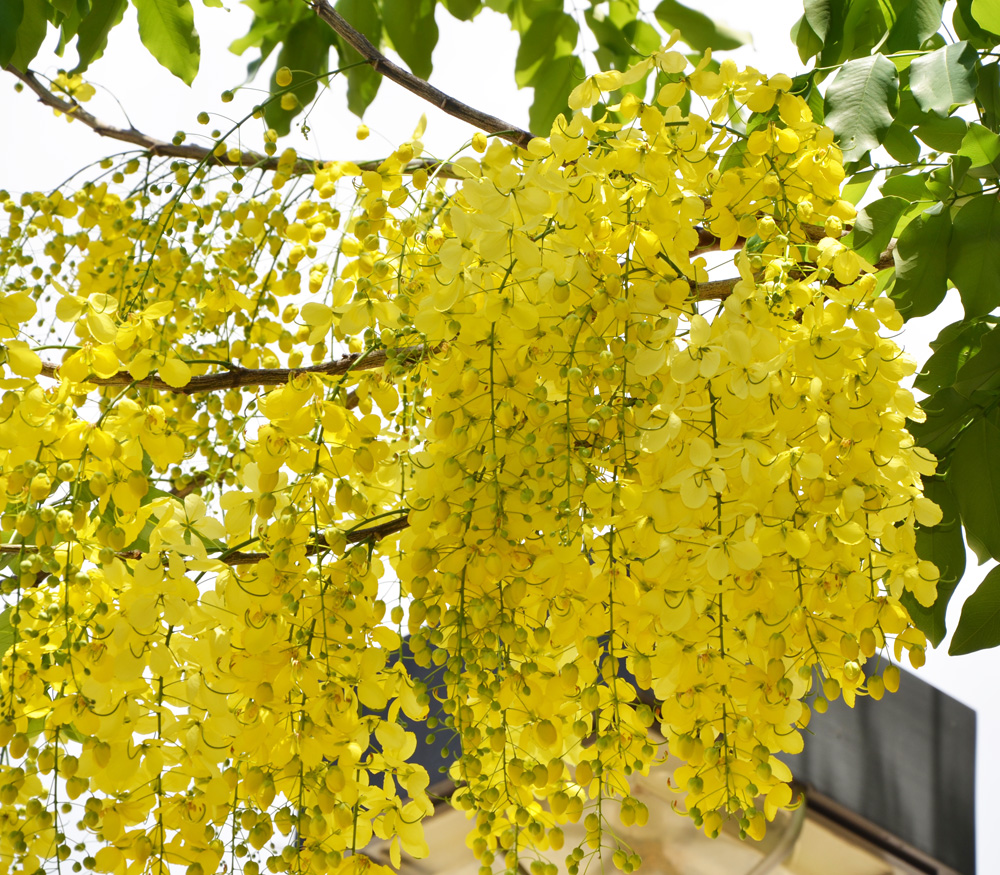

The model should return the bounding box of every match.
[0,4,963,875]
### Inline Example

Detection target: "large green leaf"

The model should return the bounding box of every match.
[73,0,128,72]
[970,0,1000,35]
[507,0,560,35]
[915,317,998,395]
[948,410,1000,563]
[959,123,1000,176]
[882,121,921,163]
[910,387,976,454]
[977,62,1000,133]
[332,0,382,117]
[132,0,200,84]
[440,0,481,19]
[8,0,48,70]
[955,0,999,45]
[801,0,833,42]
[264,18,334,135]
[383,0,437,79]
[0,0,25,68]
[824,54,898,162]
[914,113,969,151]
[884,0,946,53]
[804,0,897,67]
[889,204,952,318]
[514,10,577,88]
[906,477,965,647]
[950,565,1000,654]
[910,41,980,116]
[880,169,931,201]
[653,0,749,51]
[585,8,629,71]
[843,196,908,262]
[949,327,1000,416]
[947,193,1000,317]
[842,169,877,204]
[790,13,823,64]
[528,53,583,135]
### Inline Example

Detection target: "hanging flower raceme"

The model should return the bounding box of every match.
[0,45,936,875]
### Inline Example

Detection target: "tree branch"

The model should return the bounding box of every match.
[33,247,897,394]
[310,0,535,149]
[4,65,455,179]
[37,345,426,395]
[5,67,840,251]
[0,514,411,575]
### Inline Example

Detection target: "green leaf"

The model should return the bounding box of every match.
[952,325,1000,403]
[132,0,200,84]
[947,194,1000,317]
[880,169,930,200]
[382,0,437,79]
[507,0,560,35]
[955,0,999,45]
[911,387,976,454]
[948,410,1000,563]
[8,0,48,70]
[958,122,1000,177]
[882,121,921,163]
[73,0,128,71]
[842,169,877,205]
[440,0,481,19]
[0,0,25,67]
[884,0,946,53]
[824,54,898,163]
[515,10,577,88]
[719,139,749,174]
[906,477,965,647]
[332,0,382,117]
[914,113,969,151]
[264,18,334,135]
[977,61,1000,133]
[970,0,1000,35]
[790,14,823,65]
[925,153,977,201]
[653,0,750,52]
[809,0,895,67]
[802,0,833,42]
[915,317,998,394]
[910,41,980,116]
[55,0,87,53]
[890,204,952,318]
[950,565,1000,654]
[0,606,13,658]
[624,19,661,56]
[527,53,583,135]
[843,196,908,262]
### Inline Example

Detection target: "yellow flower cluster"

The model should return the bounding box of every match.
[0,48,936,875]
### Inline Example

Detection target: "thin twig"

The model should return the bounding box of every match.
[0,514,410,579]
[310,0,535,148]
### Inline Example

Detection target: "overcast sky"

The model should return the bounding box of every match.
[2,0,994,869]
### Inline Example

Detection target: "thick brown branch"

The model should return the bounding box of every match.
[310,0,535,149]
[37,346,426,395]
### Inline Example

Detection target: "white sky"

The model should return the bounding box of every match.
[2,0,993,870]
